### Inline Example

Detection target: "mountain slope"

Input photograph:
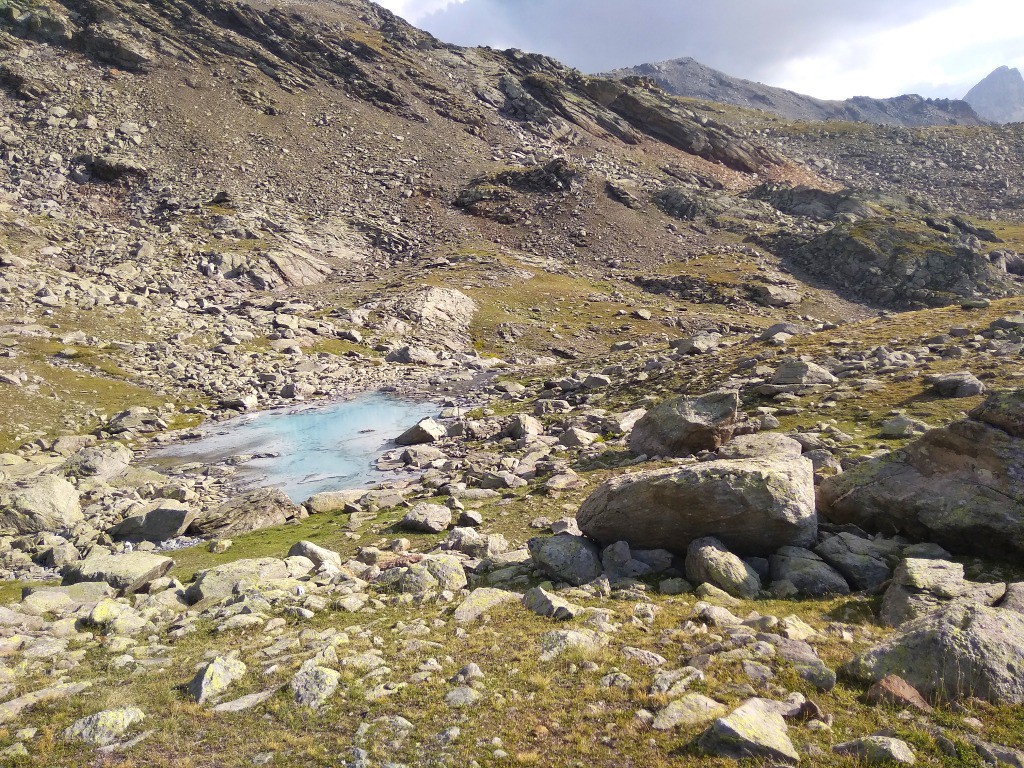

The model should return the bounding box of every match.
[604,56,984,127]
[965,65,1024,123]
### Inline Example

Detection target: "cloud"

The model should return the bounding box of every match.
[375,0,1021,99]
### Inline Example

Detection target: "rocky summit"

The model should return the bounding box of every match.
[0,0,1022,766]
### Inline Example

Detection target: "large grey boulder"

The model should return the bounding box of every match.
[698,698,800,763]
[0,474,83,535]
[628,391,739,457]
[64,707,145,746]
[814,532,897,591]
[879,558,1004,626]
[63,552,173,594]
[926,371,985,398]
[717,432,803,460]
[578,456,816,556]
[107,500,197,542]
[771,358,837,386]
[395,417,446,446]
[400,503,452,533]
[819,390,1024,556]
[528,535,602,586]
[769,546,850,597]
[844,602,1024,704]
[189,656,247,704]
[373,554,468,595]
[61,443,132,481]
[184,558,290,604]
[190,487,303,536]
[685,537,760,599]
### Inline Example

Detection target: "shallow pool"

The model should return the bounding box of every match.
[150,392,438,502]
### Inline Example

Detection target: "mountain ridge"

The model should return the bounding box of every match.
[965,65,1024,123]
[604,56,985,127]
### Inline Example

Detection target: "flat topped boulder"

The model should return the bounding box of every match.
[190,487,302,536]
[107,499,197,542]
[62,551,173,594]
[578,455,816,557]
[771,358,837,386]
[628,391,739,457]
[0,473,83,535]
[184,557,290,604]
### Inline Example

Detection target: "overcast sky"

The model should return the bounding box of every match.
[376,0,1024,100]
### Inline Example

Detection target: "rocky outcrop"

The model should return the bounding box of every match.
[578,455,816,556]
[0,474,83,535]
[819,389,1024,557]
[772,218,1016,309]
[844,602,1024,704]
[964,66,1024,124]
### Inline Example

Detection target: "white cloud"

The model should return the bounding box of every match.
[772,0,1024,98]
[376,0,468,23]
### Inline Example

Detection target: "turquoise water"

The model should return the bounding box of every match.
[152,393,438,502]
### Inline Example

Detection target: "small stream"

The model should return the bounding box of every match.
[149,392,438,502]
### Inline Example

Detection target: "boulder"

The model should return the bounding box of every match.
[291,660,340,708]
[61,443,132,481]
[652,693,727,730]
[287,541,342,570]
[578,456,816,556]
[771,358,837,386]
[819,392,1024,556]
[523,586,585,620]
[834,737,916,765]
[395,417,447,445]
[190,488,302,536]
[64,707,145,746]
[0,474,83,535]
[628,391,739,457]
[685,537,760,599]
[926,371,985,398]
[400,503,452,533]
[717,432,803,460]
[843,602,1024,704]
[528,535,603,586]
[813,532,895,591]
[189,656,246,704]
[63,552,173,594]
[184,558,289,604]
[107,499,197,542]
[769,546,850,597]
[698,698,800,763]
[879,558,1004,626]
[452,588,519,623]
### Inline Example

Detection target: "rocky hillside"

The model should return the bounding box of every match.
[0,0,1023,766]
[604,57,985,127]
[965,66,1024,124]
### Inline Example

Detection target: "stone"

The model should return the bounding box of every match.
[190,488,302,536]
[864,675,933,713]
[685,538,761,599]
[814,533,894,592]
[523,586,584,620]
[628,390,739,456]
[189,656,246,704]
[834,736,916,765]
[505,414,544,440]
[108,500,197,542]
[291,660,340,708]
[538,629,608,661]
[652,693,727,730]
[717,432,803,459]
[400,503,452,533]
[445,686,480,708]
[212,687,281,713]
[879,558,1003,626]
[819,393,1024,556]
[767,635,836,691]
[1002,582,1024,614]
[528,535,603,586]
[578,456,816,556]
[926,371,985,398]
[0,681,93,725]
[63,552,173,594]
[61,443,132,481]
[386,345,439,365]
[771,358,837,385]
[184,558,289,604]
[769,546,850,597]
[288,541,342,570]
[0,474,83,534]
[670,332,722,355]
[395,418,447,445]
[452,588,519,623]
[698,698,800,763]
[844,602,1024,704]
[64,707,145,746]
